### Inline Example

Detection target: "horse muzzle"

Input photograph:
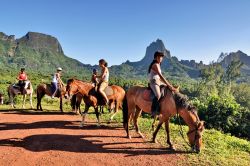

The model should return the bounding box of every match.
[192,145,201,153]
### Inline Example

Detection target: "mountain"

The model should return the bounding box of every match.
[1,31,250,81]
[112,39,203,78]
[219,50,250,78]
[0,32,93,77]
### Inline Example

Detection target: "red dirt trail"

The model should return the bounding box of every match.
[0,110,185,166]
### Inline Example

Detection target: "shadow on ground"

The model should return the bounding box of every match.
[0,134,192,156]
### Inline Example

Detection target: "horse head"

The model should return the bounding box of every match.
[186,106,205,153]
[65,79,78,99]
[173,92,205,153]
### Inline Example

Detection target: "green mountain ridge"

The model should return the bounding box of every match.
[1,32,250,81]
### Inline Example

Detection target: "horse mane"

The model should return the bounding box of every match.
[173,92,195,111]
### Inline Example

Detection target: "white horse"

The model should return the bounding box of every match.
[7,81,34,108]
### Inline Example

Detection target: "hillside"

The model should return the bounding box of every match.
[1,31,250,81]
[0,32,93,78]
[111,39,203,79]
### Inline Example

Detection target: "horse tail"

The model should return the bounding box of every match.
[122,93,128,129]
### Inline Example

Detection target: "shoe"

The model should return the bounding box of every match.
[106,100,109,106]
[51,95,55,99]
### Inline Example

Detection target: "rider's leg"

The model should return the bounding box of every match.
[99,82,109,104]
[150,82,161,116]
[51,82,58,98]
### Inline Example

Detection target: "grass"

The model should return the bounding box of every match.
[88,107,250,166]
[0,98,249,166]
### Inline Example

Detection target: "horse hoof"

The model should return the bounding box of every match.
[79,123,84,128]
[152,139,158,144]
[138,133,144,139]
[169,146,176,151]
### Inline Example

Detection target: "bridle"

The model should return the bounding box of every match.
[177,107,201,149]
[66,80,86,98]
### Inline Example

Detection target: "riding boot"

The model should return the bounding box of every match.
[151,97,160,116]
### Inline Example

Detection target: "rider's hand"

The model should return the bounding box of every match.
[171,86,179,93]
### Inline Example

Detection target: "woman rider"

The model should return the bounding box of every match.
[148,51,178,116]
[51,67,63,98]
[17,68,28,94]
[98,59,109,104]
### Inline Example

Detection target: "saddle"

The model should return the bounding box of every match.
[142,85,166,102]
[48,83,61,97]
[90,86,114,105]
[12,84,20,89]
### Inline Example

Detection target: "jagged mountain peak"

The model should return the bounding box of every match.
[17,32,64,54]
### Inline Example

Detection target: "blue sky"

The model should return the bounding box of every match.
[0,0,250,65]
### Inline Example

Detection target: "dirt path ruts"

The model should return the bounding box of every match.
[0,110,184,166]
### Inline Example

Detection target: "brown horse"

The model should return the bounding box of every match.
[65,79,125,126]
[7,81,34,108]
[36,82,66,112]
[123,85,204,153]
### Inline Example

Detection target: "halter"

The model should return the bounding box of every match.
[67,80,88,97]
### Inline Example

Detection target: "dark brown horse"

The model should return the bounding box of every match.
[65,79,125,126]
[123,85,204,153]
[36,82,66,112]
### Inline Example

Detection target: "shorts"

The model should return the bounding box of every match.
[99,81,108,91]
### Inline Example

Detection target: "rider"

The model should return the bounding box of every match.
[148,51,178,116]
[91,69,99,88]
[51,67,63,99]
[98,59,109,104]
[17,68,28,94]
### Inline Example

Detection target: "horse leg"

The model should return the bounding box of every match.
[134,108,144,138]
[94,106,100,126]
[36,93,40,110]
[60,97,63,112]
[40,93,45,111]
[151,115,157,131]
[80,105,90,127]
[152,121,163,143]
[10,95,15,108]
[108,101,119,123]
[22,95,26,108]
[30,93,34,109]
[165,119,175,150]
[126,105,135,139]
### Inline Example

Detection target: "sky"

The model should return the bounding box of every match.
[0,0,250,66]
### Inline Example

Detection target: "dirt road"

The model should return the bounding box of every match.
[0,110,184,166]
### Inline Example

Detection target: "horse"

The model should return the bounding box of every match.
[65,79,125,126]
[36,82,66,112]
[0,92,4,105]
[7,81,34,108]
[122,85,205,153]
